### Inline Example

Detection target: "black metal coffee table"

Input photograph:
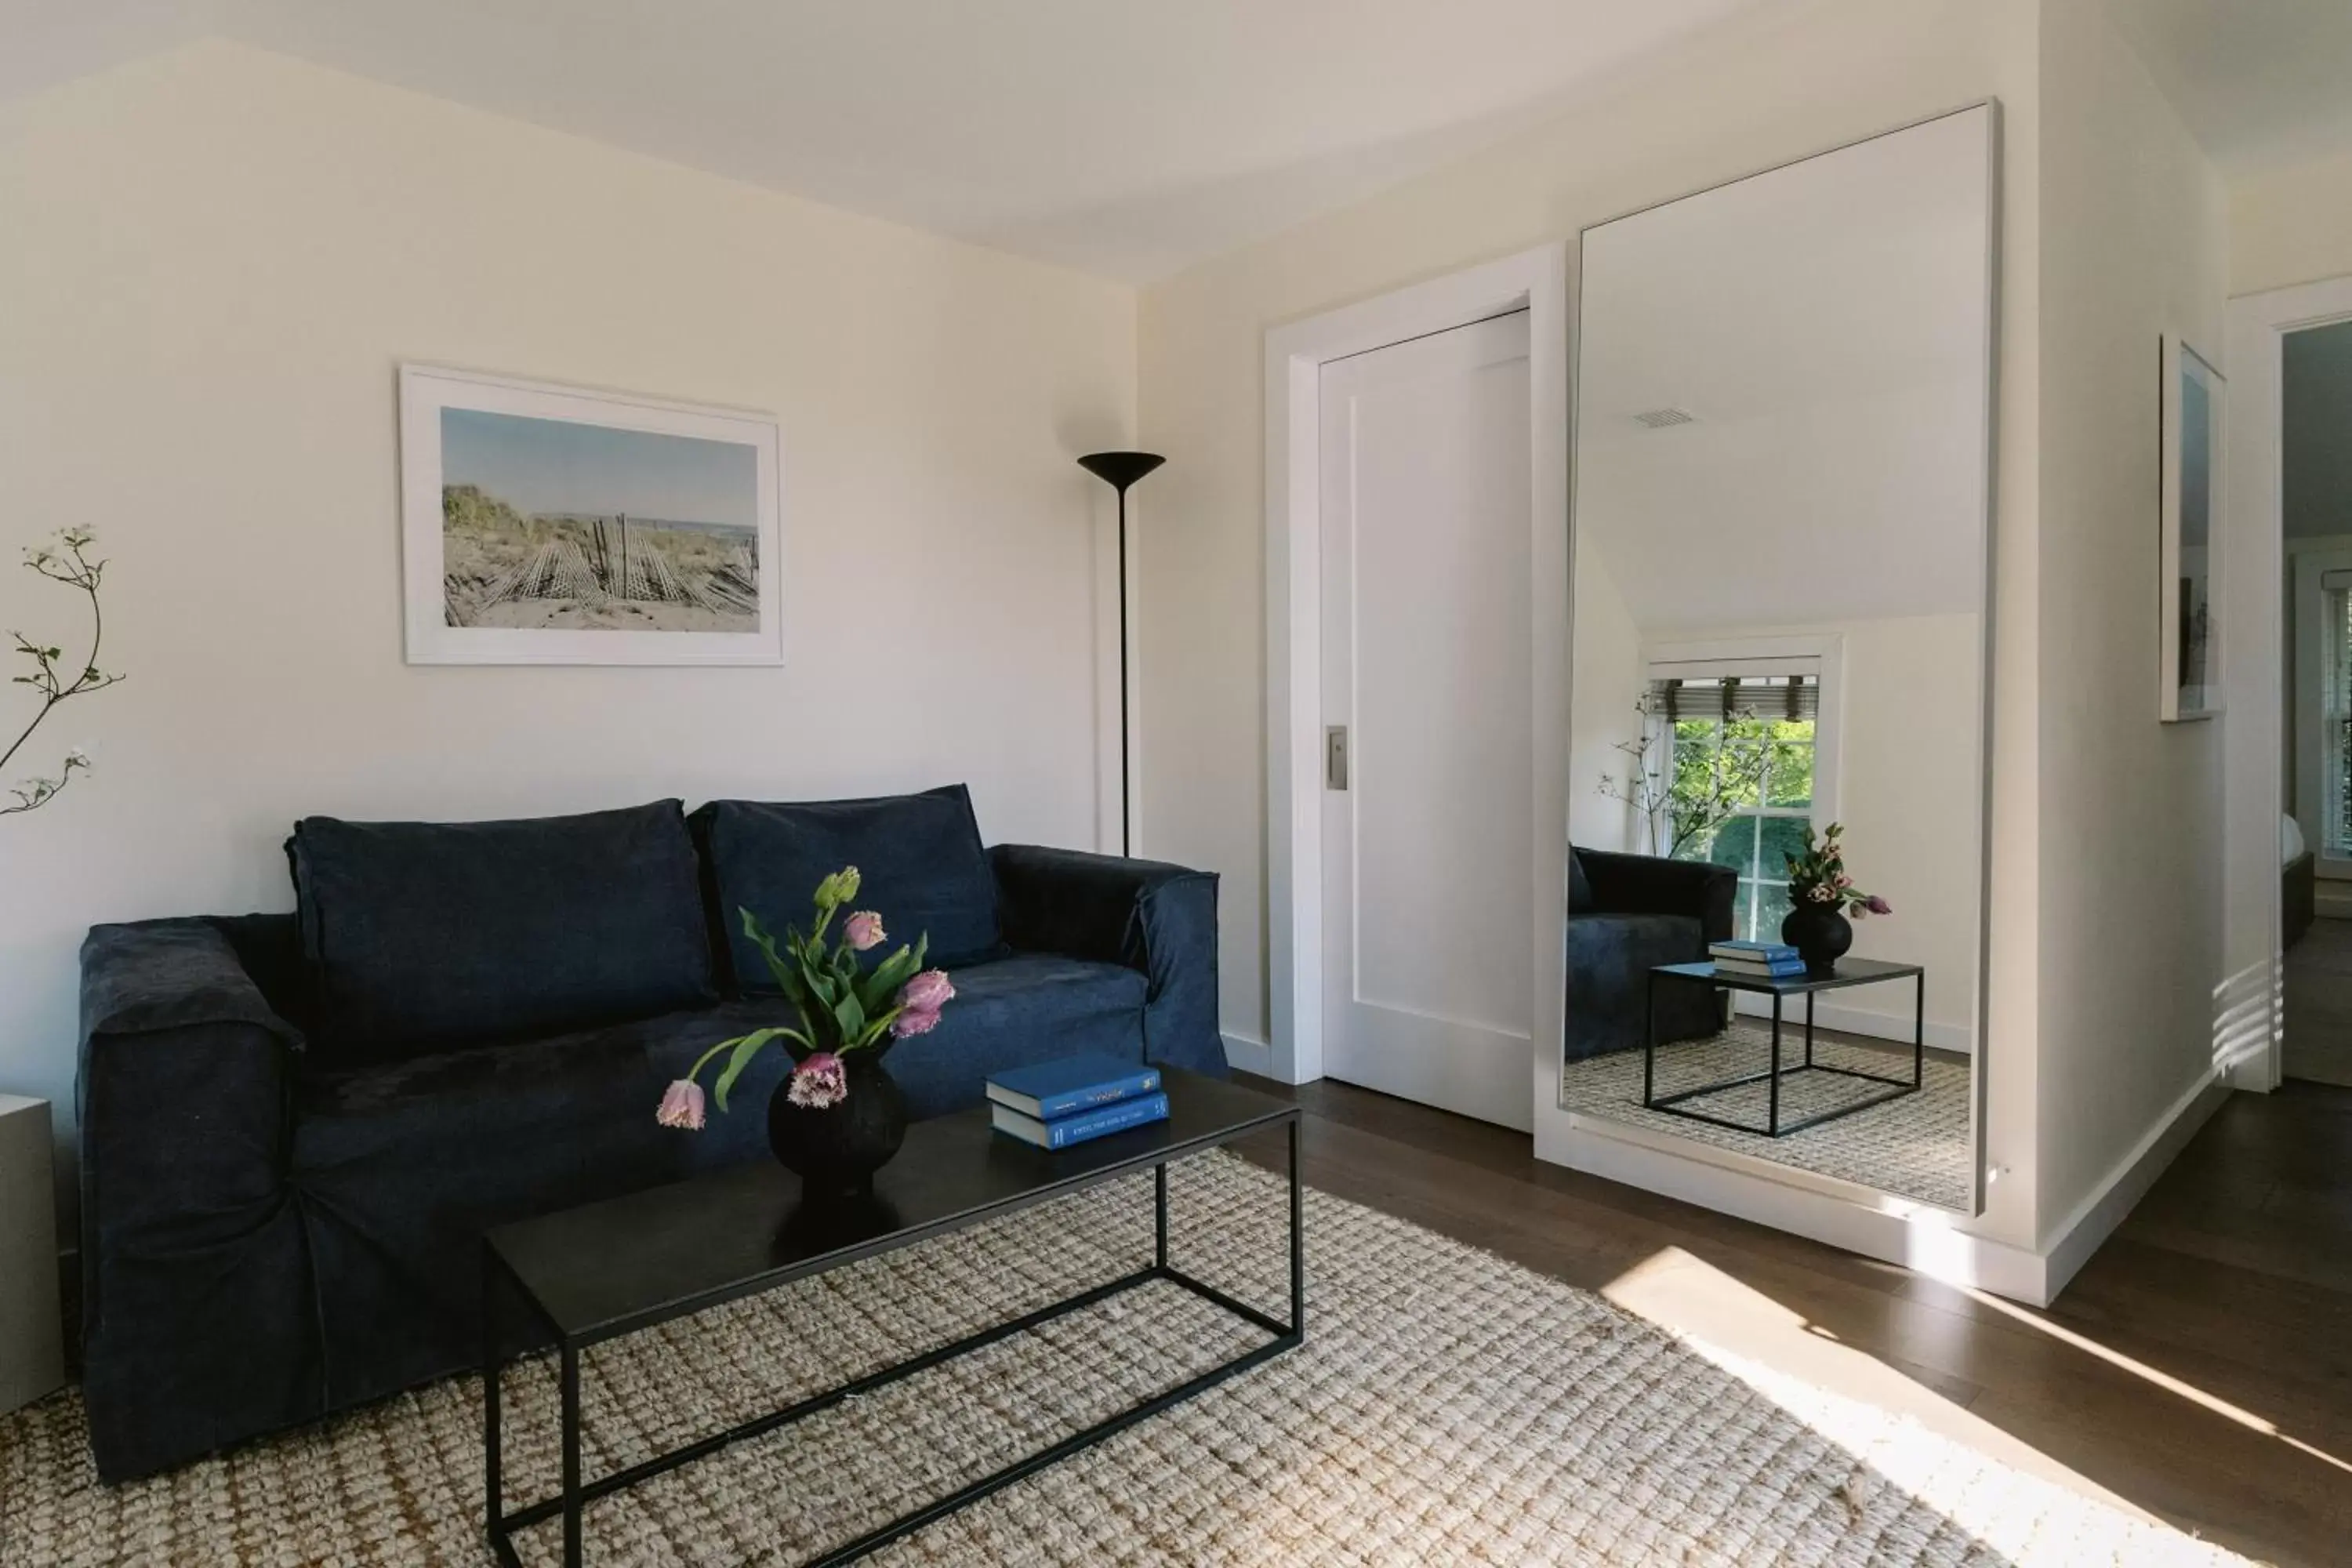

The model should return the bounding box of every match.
[481,1068,1301,1567]
[1643,957,1925,1138]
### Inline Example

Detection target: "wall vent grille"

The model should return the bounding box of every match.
[1632,407,1695,429]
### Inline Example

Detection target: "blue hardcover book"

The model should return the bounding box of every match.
[992,1091,1171,1151]
[1709,938,1800,961]
[1715,959,1807,978]
[985,1053,1163,1120]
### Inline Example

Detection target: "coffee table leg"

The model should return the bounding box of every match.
[1154,1162,1169,1269]
[560,1340,583,1568]
[482,1247,503,1555]
[1288,1117,1305,1337]
[1642,971,1658,1108]
[1804,992,1815,1069]
[1769,992,1783,1137]
[1914,971,1926,1089]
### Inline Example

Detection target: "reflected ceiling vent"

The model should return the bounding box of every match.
[1632,407,1695,429]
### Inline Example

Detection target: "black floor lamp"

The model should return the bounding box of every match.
[1078,451,1165,858]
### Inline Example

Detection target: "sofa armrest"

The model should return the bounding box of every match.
[1574,848,1737,943]
[78,918,317,1479]
[989,844,1226,1079]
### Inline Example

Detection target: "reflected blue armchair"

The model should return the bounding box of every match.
[1565,847,1737,1062]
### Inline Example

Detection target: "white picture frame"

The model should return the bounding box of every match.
[2159,334,2222,721]
[399,364,784,666]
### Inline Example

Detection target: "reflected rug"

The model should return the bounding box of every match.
[1560,1022,1973,1209]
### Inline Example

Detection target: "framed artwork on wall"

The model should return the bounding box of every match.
[2159,334,2223,722]
[398,365,783,666]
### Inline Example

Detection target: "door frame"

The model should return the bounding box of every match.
[1262,245,1571,1085]
[2220,272,2352,1093]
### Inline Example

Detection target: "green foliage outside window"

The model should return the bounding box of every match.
[1597,695,1817,941]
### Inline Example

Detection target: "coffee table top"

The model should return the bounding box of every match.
[1653,956,1923,996]
[485,1066,1293,1345]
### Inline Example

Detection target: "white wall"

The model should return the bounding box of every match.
[1566,539,1643,855]
[1138,0,2046,1247]
[2231,148,2352,298]
[2031,0,2229,1243]
[0,43,1138,1192]
[1830,614,1985,1047]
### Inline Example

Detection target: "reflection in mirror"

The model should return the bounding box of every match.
[1562,106,1994,1211]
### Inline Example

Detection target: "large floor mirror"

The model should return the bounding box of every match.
[1560,105,1996,1212]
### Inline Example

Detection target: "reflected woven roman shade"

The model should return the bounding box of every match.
[1648,674,1817,723]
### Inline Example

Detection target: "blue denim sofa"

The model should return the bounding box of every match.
[75,786,1221,1480]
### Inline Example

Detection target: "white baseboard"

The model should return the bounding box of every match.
[1538,1063,2229,1307]
[2036,1067,2228,1300]
[1727,993,1972,1054]
[1221,1031,1273,1078]
[1537,1111,2050,1301]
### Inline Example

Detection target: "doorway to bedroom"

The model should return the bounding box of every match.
[2281,315,2352,1088]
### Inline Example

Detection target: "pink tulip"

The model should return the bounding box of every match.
[899,969,955,1013]
[787,1052,850,1109]
[1865,895,1893,915]
[656,1079,706,1131]
[891,1005,942,1039]
[844,911,887,952]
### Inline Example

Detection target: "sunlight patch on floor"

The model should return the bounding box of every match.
[1961,1284,2352,1478]
[1599,1246,2247,1562]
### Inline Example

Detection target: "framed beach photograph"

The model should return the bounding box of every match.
[398,365,783,666]
[2158,334,2222,722]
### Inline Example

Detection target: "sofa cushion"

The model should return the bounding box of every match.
[879,953,1147,1119]
[286,956,1147,1403]
[291,999,786,1403]
[692,785,1005,991]
[289,800,717,1066]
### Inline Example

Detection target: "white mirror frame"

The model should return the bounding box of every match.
[1537,103,2002,1246]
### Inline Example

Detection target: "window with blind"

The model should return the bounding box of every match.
[1646,667,1822,942]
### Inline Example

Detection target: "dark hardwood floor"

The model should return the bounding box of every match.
[2285,916,2352,1087]
[1230,1070,2352,1568]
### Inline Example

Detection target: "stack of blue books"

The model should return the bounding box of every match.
[1709,938,1806,981]
[985,1053,1169,1150]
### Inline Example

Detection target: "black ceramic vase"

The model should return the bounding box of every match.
[1780,901,1853,977]
[767,1054,908,1199]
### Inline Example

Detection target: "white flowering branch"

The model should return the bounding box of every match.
[1596,695,1768,859]
[3,528,122,816]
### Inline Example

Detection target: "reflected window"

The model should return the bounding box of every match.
[1649,670,1821,942]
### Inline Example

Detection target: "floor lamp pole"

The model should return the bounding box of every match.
[1077,452,1167,858]
[1117,481,1132,858]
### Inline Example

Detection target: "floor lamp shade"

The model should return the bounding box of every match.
[1079,452,1165,857]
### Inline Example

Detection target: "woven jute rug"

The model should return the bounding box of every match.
[2,1153,2241,1566]
[1560,1022,1972,1209]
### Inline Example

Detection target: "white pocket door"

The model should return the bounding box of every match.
[1319,310,1534,1131]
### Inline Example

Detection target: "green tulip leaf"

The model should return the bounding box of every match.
[713,1027,790,1112]
[859,943,919,1012]
[832,990,866,1042]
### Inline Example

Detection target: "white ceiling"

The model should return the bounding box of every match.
[2105,0,2352,172]
[5,0,1782,281]
[1575,108,1994,633]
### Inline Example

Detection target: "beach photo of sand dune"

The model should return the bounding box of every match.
[438,408,763,634]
